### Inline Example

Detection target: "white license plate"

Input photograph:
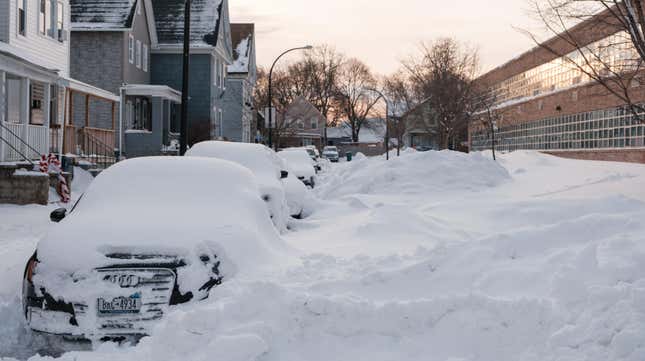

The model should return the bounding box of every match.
[97,293,142,315]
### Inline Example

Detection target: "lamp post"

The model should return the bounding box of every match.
[365,88,390,160]
[179,0,192,156]
[267,45,313,150]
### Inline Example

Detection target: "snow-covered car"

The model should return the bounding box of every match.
[279,159,308,218]
[304,145,320,160]
[278,149,317,188]
[322,146,340,162]
[186,141,290,230]
[21,157,285,342]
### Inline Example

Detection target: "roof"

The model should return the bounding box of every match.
[70,0,137,30]
[152,0,223,47]
[229,23,254,73]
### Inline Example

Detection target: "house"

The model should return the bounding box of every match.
[150,0,233,146]
[401,98,440,149]
[276,96,325,149]
[70,0,182,159]
[1,0,120,165]
[221,23,256,143]
[326,118,387,156]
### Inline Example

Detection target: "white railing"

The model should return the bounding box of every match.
[0,122,50,162]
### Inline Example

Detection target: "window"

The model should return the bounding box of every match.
[39,0,47,35]
[128,35,135,64]
[129,97,151,131]
[136,40,142,69]
[18,0,26,35]
[56,1,64,42]
[142,44,148,72]
[311,119,318,129]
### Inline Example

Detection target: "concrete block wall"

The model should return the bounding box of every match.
[0,166,49,205]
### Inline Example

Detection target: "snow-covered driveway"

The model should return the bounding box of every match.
[2,151,645,361]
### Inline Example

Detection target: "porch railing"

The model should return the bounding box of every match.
[0,121,49,162]
[77,129,116,170]
[81,127,115,151]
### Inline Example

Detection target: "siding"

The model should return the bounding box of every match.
[0,1,9,43]
[122,1,151,85]
[70,32,123,93]
[150,53,211,144]
[221,79,243,141]
[7,0,71,77]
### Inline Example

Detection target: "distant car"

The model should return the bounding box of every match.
[22,157,283,343]
[416,146,433,152]
[305,145,320,159]
[280,159,308,218]
[287,147,322,172]
[322,146,340,162]
[186,141,291,231]
[278,149,317,188]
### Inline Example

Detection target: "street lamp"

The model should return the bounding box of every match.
[365,88,391,160]
[267,45,313,150]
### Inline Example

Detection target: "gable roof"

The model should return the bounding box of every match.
[70,0,138,30]
[228,23,254,74]
[152,0,223,47]
[283,96,326,121]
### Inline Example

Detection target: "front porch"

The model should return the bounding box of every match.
[121,85,182,158]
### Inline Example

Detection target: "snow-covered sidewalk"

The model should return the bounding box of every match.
[1,151,645,361]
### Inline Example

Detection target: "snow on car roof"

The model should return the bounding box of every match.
[37,157,293,275]
[186,141,282,182]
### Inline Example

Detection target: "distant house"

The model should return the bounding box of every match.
[326,118,386,146]
[277,96,325,149]
[401,99,439,149]
[1,0,119,166]
[221,23,256,143]
[70,0,182,159]
[150,0,233,146]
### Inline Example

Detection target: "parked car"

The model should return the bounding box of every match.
[278,149,317,188]
[186,141,291,230]
[280,159,308,218]
[305,145,320,159]
[322,146,340,162]
[22,157,283,343]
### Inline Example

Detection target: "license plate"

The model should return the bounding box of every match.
[97,293,142,315]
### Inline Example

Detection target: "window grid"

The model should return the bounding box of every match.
[472,106,645,152]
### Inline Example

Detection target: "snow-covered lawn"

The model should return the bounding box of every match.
[1,151,645,361]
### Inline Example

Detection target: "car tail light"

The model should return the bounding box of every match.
[26,258,38,283]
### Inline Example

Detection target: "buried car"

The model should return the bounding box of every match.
[278,149,318,188]
[185,141,291,230]
[22,157,288,342]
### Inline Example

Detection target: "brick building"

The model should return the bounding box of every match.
[470,9,645,164]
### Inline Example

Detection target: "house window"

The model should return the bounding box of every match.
[142,44,148,72]
[136,40,142,69]
[39,0,47,35]
[298,119,304,129]
[56,1,64,42]
[18,0,26,35]
[129,97,151,131]
[128,35,135,64]
[311,118,318,129]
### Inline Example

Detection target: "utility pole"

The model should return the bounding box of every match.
[179,0,192,155]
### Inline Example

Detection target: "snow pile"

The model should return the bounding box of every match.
[317,150,510,199]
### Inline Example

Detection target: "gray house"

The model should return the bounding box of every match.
[221,23,256,143]
[150,0,233,146]
[70,0,182,159]
[401,98,439,149]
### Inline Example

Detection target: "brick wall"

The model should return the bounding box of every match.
[70,32,123,94]
[545,149,645,164]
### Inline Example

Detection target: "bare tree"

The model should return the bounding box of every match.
[471,88,503,160]
[335,59,380,143]
[383,71,418,155]
[403,38,479,150]
[525,0,645,123]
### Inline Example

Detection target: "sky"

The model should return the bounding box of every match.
[229,0,546,76]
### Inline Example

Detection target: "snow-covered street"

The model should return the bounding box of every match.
[2,150,645,361]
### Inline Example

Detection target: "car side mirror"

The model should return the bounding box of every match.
[280,170,289,179]
[50,208,67,223]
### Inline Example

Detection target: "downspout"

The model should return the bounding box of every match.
[119,84,124,159]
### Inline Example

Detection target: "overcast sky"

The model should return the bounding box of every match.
[229,0,545,76]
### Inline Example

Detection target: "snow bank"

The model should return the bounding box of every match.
[317,150,510,199]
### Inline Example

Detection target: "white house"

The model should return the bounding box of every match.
[0,0,118,163]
